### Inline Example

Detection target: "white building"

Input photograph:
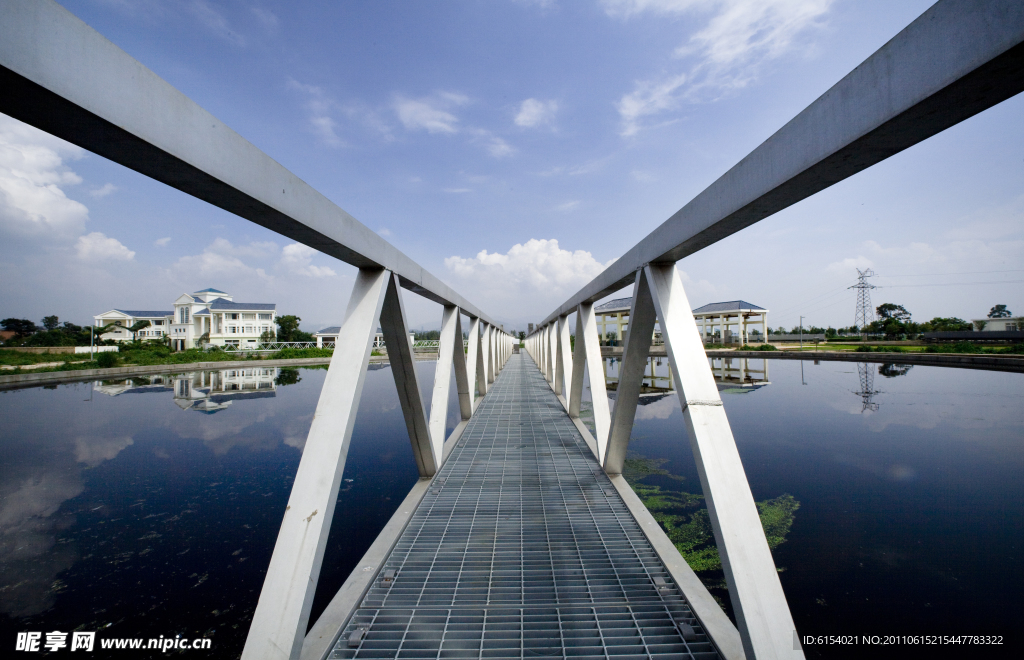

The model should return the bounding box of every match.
[692,301,769,345]
[594,297,768,346]
[314,326,412,349]
[92,309,173,342]
[95,288,277,351]
[972,317,1020,332]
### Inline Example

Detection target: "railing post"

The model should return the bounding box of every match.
[557,314,572,399]
[429,305,461,463]
[547,323,557,386]
[465,317,481,407]
[645,263,802,660]
[476,322,488,397]
[453,313,472,420]
[578,302,611,462]
[379,273,437,477]
[567,313,585,418]
[553,316,565,397]
[604,269,658,475]
[242,268,390,660]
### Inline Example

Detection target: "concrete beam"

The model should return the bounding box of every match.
[534,0,1024,329]
[0,0,501,328]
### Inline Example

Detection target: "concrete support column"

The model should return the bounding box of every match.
[644,263,801,660]
[243,268,390,660]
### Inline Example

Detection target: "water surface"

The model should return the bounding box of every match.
[0,358,1020,658]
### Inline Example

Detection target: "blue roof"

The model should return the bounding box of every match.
[114,309,172,318]
[193,309,211,316]
[208,299,276,311]
[316,326,341,335]
[193,288,227,294]
[692,300,767,314]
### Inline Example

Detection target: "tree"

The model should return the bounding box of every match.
[42,315,59,330]
[872,303,913,339]
[988,304,1012,318]
[1,318,38,336]
[923,317,972,332]
[127,320,151,341]
[518,331,526,341]
[275,315,302,342]
[414,330,441,341]
[260,328,277,343]
[876,303,911,322]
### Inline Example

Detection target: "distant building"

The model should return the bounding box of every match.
[314,326,411,349]
[94,288,276,351]
[692,301,768,345]
[594,298,642,344]
[593,298,768,346]
[972,317,1020,332]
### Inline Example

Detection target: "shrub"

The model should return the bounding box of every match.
[96,351,119,368]
[739,344,777,351]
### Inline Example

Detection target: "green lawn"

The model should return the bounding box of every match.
[0,345,334,375]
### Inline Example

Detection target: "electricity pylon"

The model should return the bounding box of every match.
[849,268,876,335]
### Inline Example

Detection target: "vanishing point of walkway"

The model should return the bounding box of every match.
[331,354,721,659]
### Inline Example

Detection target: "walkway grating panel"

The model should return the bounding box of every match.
[331,354,720,659]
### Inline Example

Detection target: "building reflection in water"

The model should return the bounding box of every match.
[604,356,770,397]
[93,367,280,413]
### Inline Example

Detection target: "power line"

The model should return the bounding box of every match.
[876,268,1024,278]
[880,279,1024,288]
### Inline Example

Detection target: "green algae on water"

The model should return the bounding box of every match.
[624,453,799,572]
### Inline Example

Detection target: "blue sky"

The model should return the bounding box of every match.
[1,0,1022,333]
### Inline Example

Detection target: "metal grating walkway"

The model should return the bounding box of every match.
[331,354,720,659]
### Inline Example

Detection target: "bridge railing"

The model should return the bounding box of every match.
[0,4,514,658]
[526,3,1024,658]
[5,0,1024,658]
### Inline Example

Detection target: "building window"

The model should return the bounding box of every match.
[229,313,239,320]
[180,307,190,324]
[259,313,272,320]
[244,325,254,333]
[243,313,256,320]
[153,320,163,326]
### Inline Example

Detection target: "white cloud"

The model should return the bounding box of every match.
[616,73,689,137]
[378,227,393,236]
[88,183,118,198]
[279,243,337,278]
[76,232,136,261]
[288,79,345,147]
[610,0,833,135]
[554,200,581,212]
[468,129,516,158]
[826,256,874,273]
[445,238,613,294]
[173,238,272,280]
[443,188,472,194]
[188,0,244,46]
[154,236,171,247]
[515,98,558,128]
[0,115,88,238]
[394,94,468,134]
